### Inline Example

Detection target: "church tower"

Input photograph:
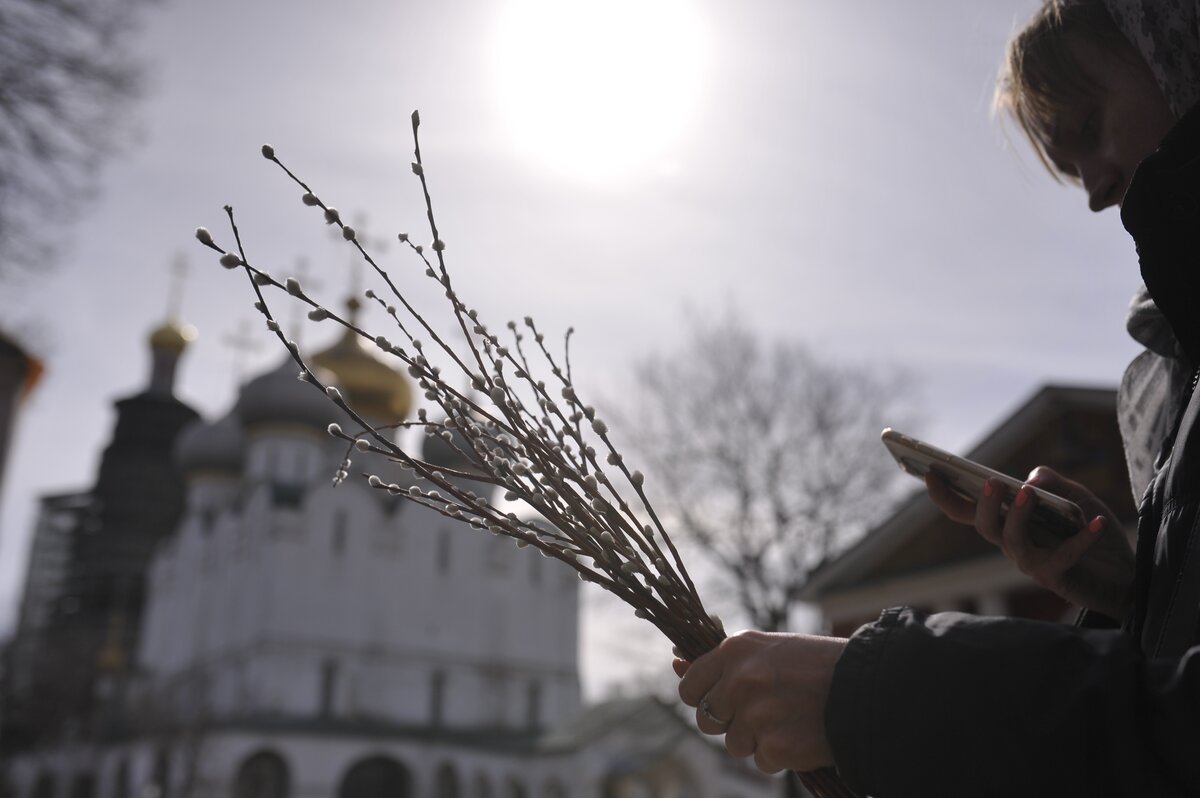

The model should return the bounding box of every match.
[6,320,199,747]
[3,303,773,798]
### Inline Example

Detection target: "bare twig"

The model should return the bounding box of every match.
[197,116,857,798]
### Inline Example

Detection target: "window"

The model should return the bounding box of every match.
[337,756,411,798]
[474,773,493,798]
[526,681,542,730]
[504,777,527,798]
[319,659,339,717]
[112,760,131,798]
[529,547,542,584]
[430,669,446,726]
[234,521,247,555]
[202,513,218,571]
[543,780,567,798]
[332,510,348,557]
[435,763,460,798]
[152,749,171,798]
[31,773,54,798]
[234,750,290,798]
[70,772,97,798]
[437,529,452,574]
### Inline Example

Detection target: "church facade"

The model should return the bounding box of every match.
[4,312,773,798]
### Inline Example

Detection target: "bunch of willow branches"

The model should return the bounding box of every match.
[195,111,856,798]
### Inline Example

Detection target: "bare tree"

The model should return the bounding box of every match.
[0,0,159,272]
[622,315,914,632]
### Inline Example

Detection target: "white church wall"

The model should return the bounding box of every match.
[209,654,245,716]
[344,656,433,723]
[184,730,587,798]
[130,378,584,741]
[161,475,582,729]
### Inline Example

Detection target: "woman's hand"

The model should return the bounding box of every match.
[925,466,1134,619]
[674,631,846,774]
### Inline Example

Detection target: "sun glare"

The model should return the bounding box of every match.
[491,0,709,183]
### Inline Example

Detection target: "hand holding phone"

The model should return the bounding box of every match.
[880,428,1086,547]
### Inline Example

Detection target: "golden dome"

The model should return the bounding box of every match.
[311,327,412,423]
[148,321,197,353]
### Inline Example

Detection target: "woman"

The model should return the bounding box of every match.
[675,2,1200,794]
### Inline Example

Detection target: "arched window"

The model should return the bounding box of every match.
[529,548,542,583]
[436,530,452,574]
[337,756,411,798]
[526,681,542,730]
[434,763,459,798]
[69,773,95,798]
[234,750,290,798]
[112,760,131,798]
[319,659,340,718]
[543,779,567,798]
[474,772,493,798]
[30,773,54,798]
[504,777,527,798]
[332,510,348,556]
[430,670,446,726]
[152,748,171,798]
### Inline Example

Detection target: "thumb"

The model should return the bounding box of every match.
[1049,515,1105,572]
[1026,466,1091,504]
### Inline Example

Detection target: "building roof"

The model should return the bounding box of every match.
[798,383,1120,602]
[175,412,244,475]
[237,357,338,431]
[536,696,691,754]
[310,306,412,425]
[535,696,769,783]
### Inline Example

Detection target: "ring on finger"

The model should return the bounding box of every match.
[700,696,730,728]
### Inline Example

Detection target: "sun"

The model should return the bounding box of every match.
[490,0,709,183]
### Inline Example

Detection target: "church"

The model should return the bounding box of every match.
[2,302,773,798]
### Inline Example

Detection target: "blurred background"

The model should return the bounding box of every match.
[0,1,1145,796]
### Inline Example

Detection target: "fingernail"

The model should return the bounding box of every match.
[1015,487,1030,508]
[1088,516,1105,534]
[982,479,993,497]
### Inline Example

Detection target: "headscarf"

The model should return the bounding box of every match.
[1103,0,1200,116]
[1101,0,1200,500]
[1116,289,1191,500]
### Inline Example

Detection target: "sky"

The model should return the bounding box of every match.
[0,0,1150,698]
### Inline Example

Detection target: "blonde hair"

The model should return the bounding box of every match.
[996,0,1138,177]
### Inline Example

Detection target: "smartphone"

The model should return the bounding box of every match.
[880,427,1085,547]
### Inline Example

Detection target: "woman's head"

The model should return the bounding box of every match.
[997,0,1176,210]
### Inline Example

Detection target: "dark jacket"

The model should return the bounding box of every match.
[824,105,1200,797]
